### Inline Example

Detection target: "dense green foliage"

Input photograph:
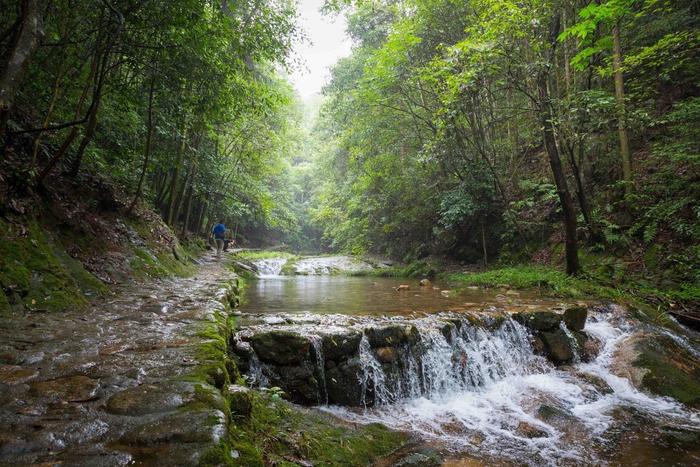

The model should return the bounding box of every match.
[310,0,699,285]
[1,0,305,244]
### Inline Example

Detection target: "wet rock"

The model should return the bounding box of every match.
[365,325,419,348]
[31,375,101,402]
[395,450,442,467]
[322,331,362,361]
[516,421,548,438]
[535,404,575,422]
[120,409,226,446]
[0,365,38,385]
[270,364,319,405]
[572,331,597,362]
[105,382,197,415]
[325,357,364,406]
[396,285,410,291]
[577,372,614,394]
[513,311,562,332]
[540,330,575,363]
[249,331,311,365]
[226,384,252,418]
[564,307,587,331]
[632,334,700,408]
[439,322,455,342]
[375,347,397,364]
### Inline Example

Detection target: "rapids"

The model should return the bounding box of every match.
[239,256,700,465]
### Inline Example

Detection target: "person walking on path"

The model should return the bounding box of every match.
[212,220,227,258]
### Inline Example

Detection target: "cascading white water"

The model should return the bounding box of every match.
[253,258,287,277]
[323,313,700,465]
[353,318,546,406]
[309,335,329,404]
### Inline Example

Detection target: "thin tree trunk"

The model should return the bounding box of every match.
[128,75,156,213]
[181,183,194,239]
[172,160,193,228]
[480,221,488,266]
[0,0,44,139]
[35,51,97,186]
[612,22,632,195]
[538,15,580,275]
[166,126,187,225]
[69,3,123,176]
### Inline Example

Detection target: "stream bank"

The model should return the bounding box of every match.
[0,253,410,466]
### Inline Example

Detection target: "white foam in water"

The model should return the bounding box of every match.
[322,313,700,464]
[254,258,287,277]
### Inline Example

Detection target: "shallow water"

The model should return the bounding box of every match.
[241,256,700,466]
[241,274,569,316]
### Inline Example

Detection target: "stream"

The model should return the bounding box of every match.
[237,255,700,466]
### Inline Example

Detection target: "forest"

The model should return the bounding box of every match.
[0,0,699,465]
[1,0,698,285]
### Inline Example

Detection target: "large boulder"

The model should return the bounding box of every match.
[564,307,587,331]
[540,330,575,363]
[632,334,700,408]
[249,330,311,366]
[364,325,419,348]
[325,357,365,406]
[513,311,562,332]
[322,331,362,361]
[271,364,320,405]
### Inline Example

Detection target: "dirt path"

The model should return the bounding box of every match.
[0,252,239,465]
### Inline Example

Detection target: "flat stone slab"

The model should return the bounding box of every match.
[30,375,101,402]
[105,382,197,416]
[0,365,39,385]
[120,409,227,446]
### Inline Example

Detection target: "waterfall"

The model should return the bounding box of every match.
[254,258,287,277]
[309,335,328,404]
[354,318,544,406]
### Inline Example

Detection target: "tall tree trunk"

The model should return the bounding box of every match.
[172,160,193,228]
[612,21,632,195]
[480,221,488,266]
[128,75,156,213]
[0,0,44,139]
[165,126,187,225]
[181,183,194,239]
[69,3,123,176]
[538,15,580,275]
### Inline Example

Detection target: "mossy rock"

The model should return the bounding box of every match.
[321,330,362,361]
[513,311,562,332]
[634,335,700,408]
[365,324,419,348]
[249,330,311,366]
[564,307,587,331]
[540,330,575,364]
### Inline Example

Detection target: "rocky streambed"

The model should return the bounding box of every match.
[233,261,700,465]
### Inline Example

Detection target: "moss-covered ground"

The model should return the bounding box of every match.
[230,393,408,466]
[0,213,205,314]
[0,218,107,313]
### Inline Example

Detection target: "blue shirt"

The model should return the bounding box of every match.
[212,224,226,239]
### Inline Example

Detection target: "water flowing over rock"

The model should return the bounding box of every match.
[235,312,555,406]
[254,257,287,276]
